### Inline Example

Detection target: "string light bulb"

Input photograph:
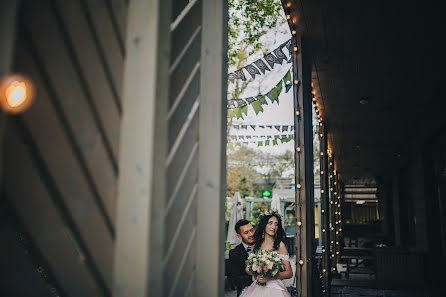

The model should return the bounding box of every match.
[293,46,298,52]
[297,221,302,227]
[296,147,301,152]
[297,183,302,189]
[0,74,35,114]
[299,260,304,265]
[294,79,299,85]
[292,29,297,35]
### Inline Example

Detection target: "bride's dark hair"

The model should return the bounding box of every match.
[253,213,287,252]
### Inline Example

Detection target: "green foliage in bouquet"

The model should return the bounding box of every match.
[245,249,284,286]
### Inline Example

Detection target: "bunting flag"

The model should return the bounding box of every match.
[229,133,294,141]
[227,160,295,167]
[230,123,295,132]
[227,135,294,149]
[227,68,293,119]
[228,39,292,83]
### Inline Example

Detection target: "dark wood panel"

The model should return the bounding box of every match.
[165,149,198,232]
[14,43,114,291]
[171,0,202,64]
[164,200,197,295]
[20,1,117,229]
[167,110,199,196]
[107,0,128,49]
[169,30,201,107]
[81,0,124,97]
[53,0,121,166]
[55,0,120,166]
[168,72,200,149]
[171,247,196,297]
[3,122,106,297]
[0,202,56,297]
[171,0,192,22]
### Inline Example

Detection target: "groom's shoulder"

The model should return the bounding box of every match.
[229,243,243,256]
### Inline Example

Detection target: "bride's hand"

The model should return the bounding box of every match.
[255,275,269,283]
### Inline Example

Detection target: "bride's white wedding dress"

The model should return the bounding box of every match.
[241,253,292,297]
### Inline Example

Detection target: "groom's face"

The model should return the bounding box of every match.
[238,223,255,245]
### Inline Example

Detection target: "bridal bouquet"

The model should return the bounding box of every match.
[245,249,284,286]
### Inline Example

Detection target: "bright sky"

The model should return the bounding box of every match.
[228,21,294,155]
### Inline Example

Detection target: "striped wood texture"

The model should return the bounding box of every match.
[2,0,127,296]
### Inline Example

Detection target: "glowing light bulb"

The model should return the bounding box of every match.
[0,74,35,114]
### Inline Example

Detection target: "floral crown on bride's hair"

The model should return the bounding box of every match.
[258,209,282,221]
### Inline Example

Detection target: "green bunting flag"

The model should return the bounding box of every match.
[227,68,292,119]
[227,135,294,149]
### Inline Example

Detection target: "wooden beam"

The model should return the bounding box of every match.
[294,34,315,297]
[113,0,171,296]
[0,0,20,198]
[319,124,330,296]
[195,0,227,296]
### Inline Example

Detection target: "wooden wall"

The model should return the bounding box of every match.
[1,0,127,296]
[1,0,227,296]
[164,0,202,295]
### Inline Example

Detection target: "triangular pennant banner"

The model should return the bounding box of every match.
[254,59,271,74]
[245,64,262,79]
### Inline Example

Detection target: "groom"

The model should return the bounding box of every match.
[228,219,255,296]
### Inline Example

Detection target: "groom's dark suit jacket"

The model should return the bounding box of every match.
[228,243,253,296]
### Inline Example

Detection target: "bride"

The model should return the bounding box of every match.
[242,210,293,297]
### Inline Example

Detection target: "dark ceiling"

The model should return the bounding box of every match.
[285,0,446,182]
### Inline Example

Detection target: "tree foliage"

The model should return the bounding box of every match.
[228,0,285,68]
[226,147,294,197]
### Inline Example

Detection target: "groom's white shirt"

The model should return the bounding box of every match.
[242,241,251,251]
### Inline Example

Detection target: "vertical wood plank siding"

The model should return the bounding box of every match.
[165,1,202,296]
[3,0,127,295]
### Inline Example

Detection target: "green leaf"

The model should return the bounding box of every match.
[228,142,234,150]
[273,139,278,146]
[265,140,270,146]
[235,142,241,147]
[258,141,263,147]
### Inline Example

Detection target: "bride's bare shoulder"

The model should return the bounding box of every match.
[278,241,288,255]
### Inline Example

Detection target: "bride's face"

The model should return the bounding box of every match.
[265,216,279,237]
